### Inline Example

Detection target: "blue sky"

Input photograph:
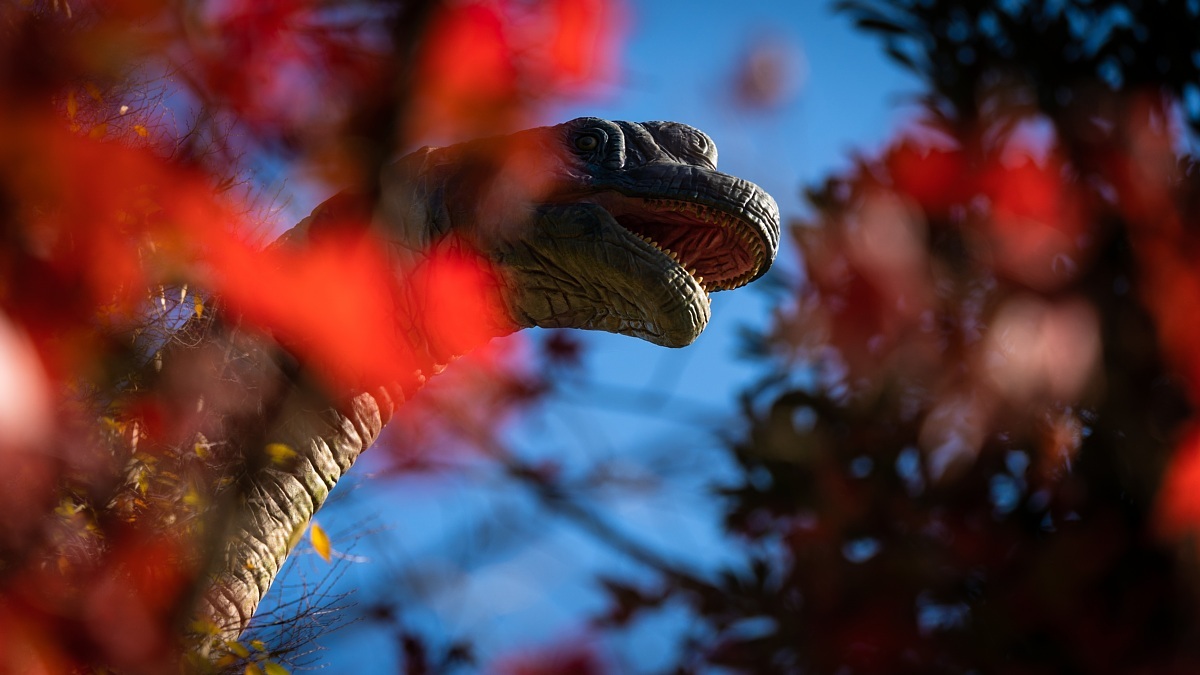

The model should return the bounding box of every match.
[274,1,921,670]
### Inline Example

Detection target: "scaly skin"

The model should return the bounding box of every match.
[191,118,780,641]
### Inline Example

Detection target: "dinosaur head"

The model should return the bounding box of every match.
[387,117,780,348]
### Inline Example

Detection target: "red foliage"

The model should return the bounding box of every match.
[193,0,386,134]
[1156,426,1200,541]
[0,0,619,669]
[210,230,512,391]
[544,0,621,86]
[1107,95,1200,406]
[415,3,518,135]
[980,150,1089,290]
[212,230,406,387]
[1097,95,1200,548]
[0,116,175,378]
[772,84,1200,672]
[885,141,968,216]
[414,247,512,359]
[410,0,623,139]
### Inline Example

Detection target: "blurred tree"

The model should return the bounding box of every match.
[592,1,1200,673]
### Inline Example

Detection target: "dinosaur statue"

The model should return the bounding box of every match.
[154,116,779,645]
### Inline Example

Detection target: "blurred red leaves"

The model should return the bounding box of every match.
[790,125,1103,390]
[983,295,1100,404]
[0,110,299,409]
[885,141,968,216]
[190,0,387,135]
[212,230,399,387]
[885,134,1089,290]
[1156,426,1200,542]
[417,3,516,115]
[1107,95,1200,404]
[411,0,623,139]
[0,528,196,673]
[215,232,510,391]
[980,150,1089,290]
[80,534,195,671]
[545,0,616,84]
[0,0,627,669]
[1105,96,1200,548]
[414,247,511,359]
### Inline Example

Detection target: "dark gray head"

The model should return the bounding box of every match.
[394,117,781,347]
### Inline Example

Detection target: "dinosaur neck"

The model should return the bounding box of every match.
[194,370,406,642]
[193,155,515,642]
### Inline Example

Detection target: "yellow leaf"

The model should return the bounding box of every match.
[287,520,306,550]
[101,416,126,434]
[189,619,220,636]
[194,441,209,459]
[194,294,204,317]
[226,640,250,658]
[183,487,204,508]
[88,123,107,140]
[134,124,149,138]
[310,522,332,563]
[250,640,267,652]
[245,665,264,675]
[55,499,82,518]
[67,90,77,120]
[263,661,289,675]
[264,443,295,465]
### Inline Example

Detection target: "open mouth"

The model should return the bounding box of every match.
[586,192,771,293]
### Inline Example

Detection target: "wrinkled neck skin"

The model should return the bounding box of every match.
[195,144,515,643]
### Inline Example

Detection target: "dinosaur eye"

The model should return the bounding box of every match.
[574,134,600,151]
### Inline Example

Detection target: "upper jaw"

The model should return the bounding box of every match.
[568,163,781,294]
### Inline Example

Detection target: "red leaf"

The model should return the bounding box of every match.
[886,141,968,216]
[1156,426,1200,541]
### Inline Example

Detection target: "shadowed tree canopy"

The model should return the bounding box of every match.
[585,1,1200,673]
